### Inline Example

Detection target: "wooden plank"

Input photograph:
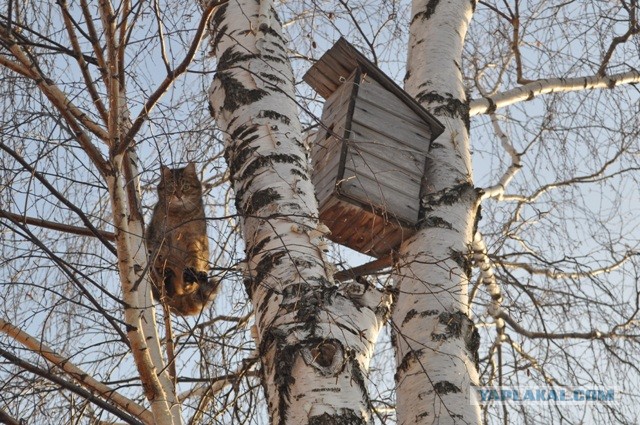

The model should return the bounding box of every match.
[311,77,353,194]
[343,151,421,200]
[304,66,338,99]
[339,210,385,250]
[344,138,425,178]
[319,198,358,244]
[357,78,433,130]
[351,102,432,154]
[338,171,419,225]
[314,156,340,207]
[369,226,410,257]
[319,195,412,257]
[319,94,352,135]
[303,38,444,141]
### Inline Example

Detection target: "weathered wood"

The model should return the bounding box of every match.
[344,134,425,176]
[338,171,418,224]
[306,38,444,256]
[351,103,431,154]
[314,157,340,206]
[311,74,354,207]
[357,77,432,130]
[343,150,421,200]
[302,37,444,139]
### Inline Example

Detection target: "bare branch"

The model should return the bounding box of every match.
[0,318,153,424]
[117,0,227,156]
[0,209,116,240]
[469,69,640,116]
[0,141,116,255]
[57,0,109,124]
[0,347,146,425]
[480,114,522,200]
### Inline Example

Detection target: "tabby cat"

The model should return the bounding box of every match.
[146,162,218,316]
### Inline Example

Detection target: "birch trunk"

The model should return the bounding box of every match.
[393,0,481,424]
[207,0,392,422]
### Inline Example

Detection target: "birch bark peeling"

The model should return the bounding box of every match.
[207,0,391,422]
[393,0,482,424]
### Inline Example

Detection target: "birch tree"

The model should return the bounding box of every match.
[1,0,640,424]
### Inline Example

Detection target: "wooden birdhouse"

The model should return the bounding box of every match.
[303,38,445,257]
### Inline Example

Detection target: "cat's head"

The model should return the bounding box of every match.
[158,162,203,210]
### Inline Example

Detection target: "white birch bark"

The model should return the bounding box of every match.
[392,0,481,424]
[206,0,392,422]
[469,69,640,116]
[106,154,181,425]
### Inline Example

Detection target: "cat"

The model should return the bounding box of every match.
[146,162,218,316]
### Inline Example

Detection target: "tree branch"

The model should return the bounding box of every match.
[0,209,115,240]
[117,0,227,155]
[0,347,146,425]
[0,318,153,424]
[469,69,640,116]
[0,141,116,255]
[57,0,109,124]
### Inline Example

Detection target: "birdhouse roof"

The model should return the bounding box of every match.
[303,37,445,140]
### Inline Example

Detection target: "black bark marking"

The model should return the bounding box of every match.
[254,250,286,289]
[411,0,440,24]
[415,90,470,130]
[257,286,276,315]
[433,381,461,394]
[227,139,259,179]
[432,311,480,368]
[209,4,228,55]
[216,72,268,112]
[403,309,418,325]
[274,343,298,425]
[472,199,483,238]
[218,49,261,71]
[421,216,453,229]
[262,54,286,64]
[245,187,282,215]
[258,110,291,125]
[259,72,287,85]
[450,249,472,280]
[309,410,365,425]
[395,349,423,381]
[290,168,309,181]
[467,322,481,370]
[421,182,475,212]
[230,123,259,141]
[239,153,305,182]
[259,25,286,43]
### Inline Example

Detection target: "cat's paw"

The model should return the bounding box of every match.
[183,267,198,283]
[198,278,220,300]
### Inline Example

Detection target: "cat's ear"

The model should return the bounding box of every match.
[185,162,197,175]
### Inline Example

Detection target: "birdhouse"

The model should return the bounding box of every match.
[303,38,445,257]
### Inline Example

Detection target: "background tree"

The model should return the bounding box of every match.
[1,1,639,425]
